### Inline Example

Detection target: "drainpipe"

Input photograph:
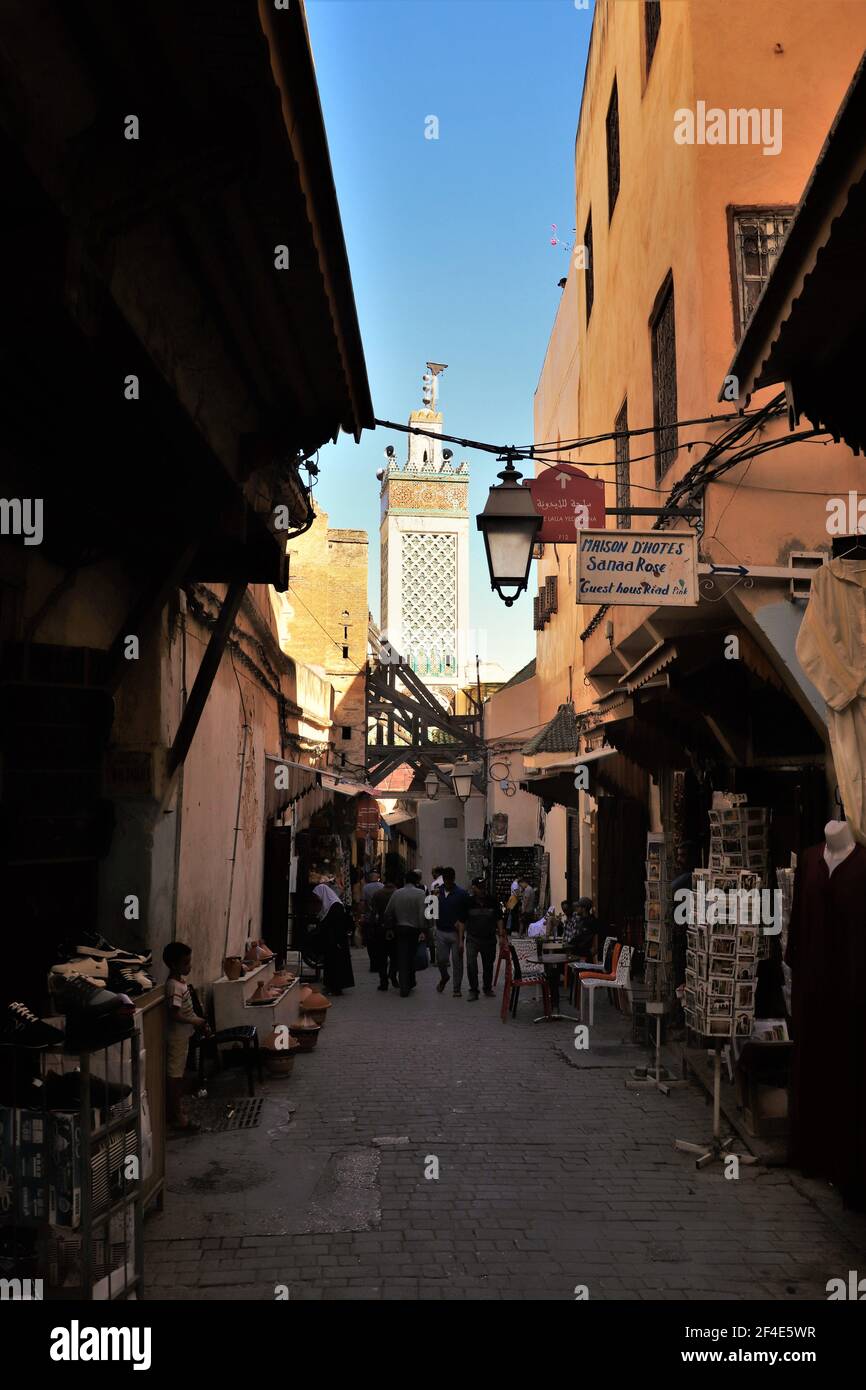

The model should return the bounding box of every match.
[224,663,251,959]
[169,593,188,944]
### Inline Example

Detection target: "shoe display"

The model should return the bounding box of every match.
[50,958,109,981]
[50,974,136,1019]
[0,1002,65,1048]
[76,931,152,965]
[107,964,155,996]
[32,1070,133,1111]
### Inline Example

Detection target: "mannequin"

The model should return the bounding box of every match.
[786,824,866,1209]
[824,818,856,875]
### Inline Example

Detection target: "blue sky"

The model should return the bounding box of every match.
[305,0,592,677]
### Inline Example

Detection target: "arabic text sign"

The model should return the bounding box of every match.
[525,465,605,542]
[576,529,698,606]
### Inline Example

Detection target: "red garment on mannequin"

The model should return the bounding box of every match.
[785,842,866,1209]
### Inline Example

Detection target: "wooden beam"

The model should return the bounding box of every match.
[166,579,247,777]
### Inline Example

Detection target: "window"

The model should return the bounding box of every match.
[651,274,678,481]
[584,212,594,324]
[615,399,631,529]
[731,208,794,339]
[342,644,349,659]
[606,81,620,220]
[645,2,661,75]
[341,726,352,740]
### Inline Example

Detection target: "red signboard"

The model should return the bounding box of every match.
[525,464,606,542]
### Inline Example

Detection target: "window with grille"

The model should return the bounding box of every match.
[615,399,631,529]
[651,274,678,482]
[584,212,594,324]
[606,82,620,220]
[544,575,558,616]
[732,209,793,338]
[645,2,661,75]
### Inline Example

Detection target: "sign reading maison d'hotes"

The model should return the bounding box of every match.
[576,529,699,606]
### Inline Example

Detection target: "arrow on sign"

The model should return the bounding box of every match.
[708,564,748,576]
[556,472,569,489]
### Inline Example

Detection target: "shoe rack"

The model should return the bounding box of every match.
[212,960,303,1034]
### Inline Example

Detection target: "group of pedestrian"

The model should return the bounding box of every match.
[359,868,430,998]
[432,868,509,1000]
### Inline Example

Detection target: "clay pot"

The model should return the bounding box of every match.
[223,957,243,981]
[262,1030,300,1077]
[289,1018,321,1052]
[298,986,313,1004]
[270,971,295,989]
[300,991,332,1027]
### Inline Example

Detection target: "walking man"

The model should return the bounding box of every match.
[461,878,508,1001]
[383,870,427,997]
[370,874,398,990]
[361,870,382,971]
[435,866,470,997]
[518,877,537,936]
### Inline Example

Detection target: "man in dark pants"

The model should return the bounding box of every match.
[370,875,398,990]
[460,878,507,1001]
[435,866,471,997]
[383,870,427,997]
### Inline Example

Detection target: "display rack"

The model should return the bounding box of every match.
[1,1031,143,1299]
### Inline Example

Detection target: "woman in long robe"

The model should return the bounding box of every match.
[310,883,355,994]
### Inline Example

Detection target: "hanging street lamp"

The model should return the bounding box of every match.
[476,452,542,606]
[451,758,479,805]
[424,770,440,801]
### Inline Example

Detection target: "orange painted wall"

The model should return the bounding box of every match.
[533,0,866,721]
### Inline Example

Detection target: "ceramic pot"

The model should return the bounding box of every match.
[289,1019,321,1052]
[264,1051,296,1078]
[223,957,243,981]
[300,992,331,1027]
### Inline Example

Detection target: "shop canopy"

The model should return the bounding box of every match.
[725,53,866,454]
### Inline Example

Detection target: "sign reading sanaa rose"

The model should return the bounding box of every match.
[576,529,699,606]
[525,464,606,542]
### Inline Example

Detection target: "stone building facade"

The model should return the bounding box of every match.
[273,507,369,777]
[379,372,470,703]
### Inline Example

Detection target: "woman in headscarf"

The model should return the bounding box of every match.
[309,882,355,994]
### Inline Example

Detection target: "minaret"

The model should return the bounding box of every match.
[379,364,470,706]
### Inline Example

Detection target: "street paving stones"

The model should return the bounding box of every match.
[143,949,866,1300]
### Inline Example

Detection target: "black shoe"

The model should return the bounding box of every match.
[467,991,480,1001]
[377,982,389,991]
[0,1002,65,1049]
[36,1070,132,1110]
[483,988,495,997]
[50,974,135,1020]
[399,989,410,998]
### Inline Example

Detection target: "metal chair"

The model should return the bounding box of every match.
[579,944,632,1027]
[501,943,551,1022]
[190,1025,263,1098]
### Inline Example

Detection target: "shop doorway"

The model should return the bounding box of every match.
[565,810,581,906]
[261,824,292,958]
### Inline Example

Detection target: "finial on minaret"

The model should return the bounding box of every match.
[423,361,448,411]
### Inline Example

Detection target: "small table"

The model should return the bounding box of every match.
[536,949,580,1023]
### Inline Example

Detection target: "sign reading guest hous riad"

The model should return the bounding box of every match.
[576,529,699,606]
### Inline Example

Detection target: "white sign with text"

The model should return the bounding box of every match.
[576,529,698,607]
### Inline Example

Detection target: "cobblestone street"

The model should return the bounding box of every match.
[144,951,866,1301]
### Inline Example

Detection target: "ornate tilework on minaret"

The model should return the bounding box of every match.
[379,365,470,703]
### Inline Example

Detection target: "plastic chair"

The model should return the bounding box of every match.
[579,944,631,1026]
[501,944,551,1022]
[567,935,615,1004]
[190,1025,263,1097]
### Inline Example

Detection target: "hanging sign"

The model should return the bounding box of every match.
[576,528,699,606]
[525,465,605,542]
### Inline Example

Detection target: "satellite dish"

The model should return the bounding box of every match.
[375,468,385,481]
[443,448,453,461]
[385,444,395,459]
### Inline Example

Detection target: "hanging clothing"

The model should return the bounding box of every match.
[795,559,866,844]
[785,842,866,1209]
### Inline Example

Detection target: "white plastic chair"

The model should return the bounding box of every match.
[579,944,632,1026]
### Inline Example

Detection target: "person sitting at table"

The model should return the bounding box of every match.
[563,898,601,961]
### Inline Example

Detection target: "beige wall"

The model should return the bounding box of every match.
[534,0,866,719]
[484,674,541,848]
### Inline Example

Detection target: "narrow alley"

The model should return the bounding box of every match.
[144,952,866,1302]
